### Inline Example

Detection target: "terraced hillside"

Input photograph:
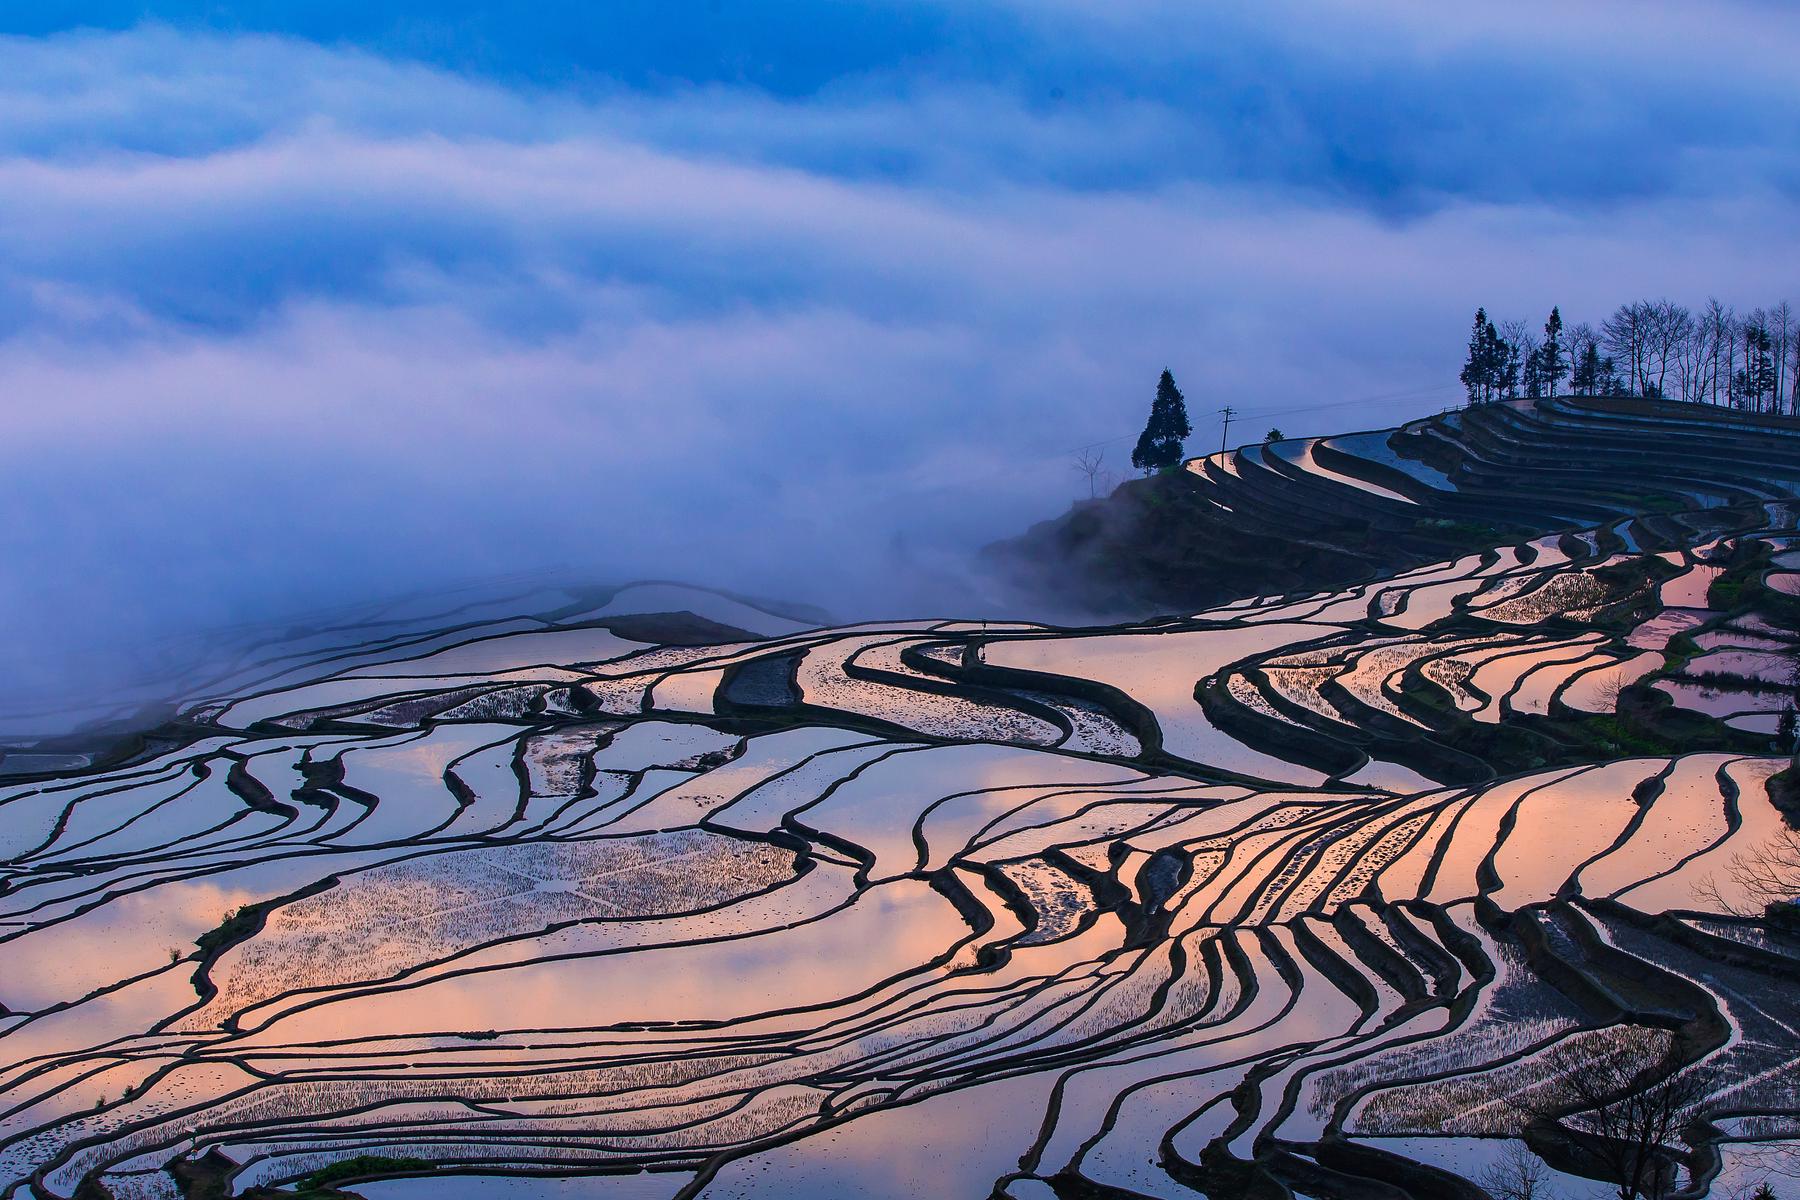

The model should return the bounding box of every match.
[991,395,1800,615]
[5,403,1800,1199]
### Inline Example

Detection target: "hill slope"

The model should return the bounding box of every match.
[6,396,1800,1200]
[989,395,1800,615]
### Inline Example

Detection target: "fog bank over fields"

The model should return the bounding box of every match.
[2,3,1798,722]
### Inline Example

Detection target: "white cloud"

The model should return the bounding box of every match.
[0,22,1795,715]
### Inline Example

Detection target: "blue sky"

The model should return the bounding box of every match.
[1,2,1798,700]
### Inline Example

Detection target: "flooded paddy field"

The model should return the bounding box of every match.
[7,403,1800,1199]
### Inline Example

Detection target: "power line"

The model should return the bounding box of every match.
[1217,405,1236,458]
[1248,382,1462,422]
[1056,381,1461,459]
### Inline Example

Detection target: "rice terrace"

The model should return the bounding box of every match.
[3,5,1799,1200]
[5,393,1800,1199]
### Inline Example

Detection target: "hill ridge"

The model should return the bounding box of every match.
[988,395,1800,617]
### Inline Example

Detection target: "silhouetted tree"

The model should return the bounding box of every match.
[1645,301,1692,399]
[1462,309,1511,404]
[1784,301,1800,415]
[1736,319,1779,412]
[1675,305,1712,404]
[1132,369,1191,472]
[1703,299,1735,405]
[1540,307,1568,397]
[1568,323,1599,396]
[1480,1140,1557,1200]
[1530,1034,1707,1200]
[1570,346,1594,396]
[1772,300,1795,414]
[1264,427,1284,443]
[1524,344,1546,398]
[1697,825,1800,920]
[1604,302,1654,396]
[1072,447,1107,499]
[1598,353,1625,396]
[1571,338,1619,398]
[1462,309,1489,403]
[1499,319,1532,399]
[1465,297,1796,408]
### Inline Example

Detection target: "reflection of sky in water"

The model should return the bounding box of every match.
[6,527,1800,1198]
[360,1171,690,1199]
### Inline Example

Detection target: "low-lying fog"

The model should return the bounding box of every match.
[4,9,1797,742]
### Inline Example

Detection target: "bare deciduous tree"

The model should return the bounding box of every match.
[1472,297,1791,408]
[1604,303,1653,397]
[1790,307,1800,414]
[1499,319,1534,398]
[1703,299,1734,406]
[1072,446,1106,500]
[1772,300,1795,416]
[1644,300,1692,400]
[1742,308,1773,411]
[1696,826,1800,918]
[1529,1034,1708,1200]
[1675,311,1711,405]
[1480,1139,1559,1200]
[1568,322,1603,395]
[1591,669,1630,713]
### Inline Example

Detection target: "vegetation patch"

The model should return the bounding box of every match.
[303,1156,435,1189]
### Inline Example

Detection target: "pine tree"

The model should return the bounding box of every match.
[1494,326,1521,398]
[1749,1182,1777,1200]
[1523,349,1546,398]
[1460,310,1517,402]
[1597,352,1623,396]
[1461,309,1492,404]
[1735,323,1777,411]
[1571,341,1597,396]
[1132,369,1192,472]
[1130,426,1157,473]
[1754,326,1778,409]
[1540,307,1567,396]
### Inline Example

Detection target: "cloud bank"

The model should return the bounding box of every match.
[0,5,1796,722]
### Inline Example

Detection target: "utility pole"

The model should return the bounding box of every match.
[1218,406,1236,458]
